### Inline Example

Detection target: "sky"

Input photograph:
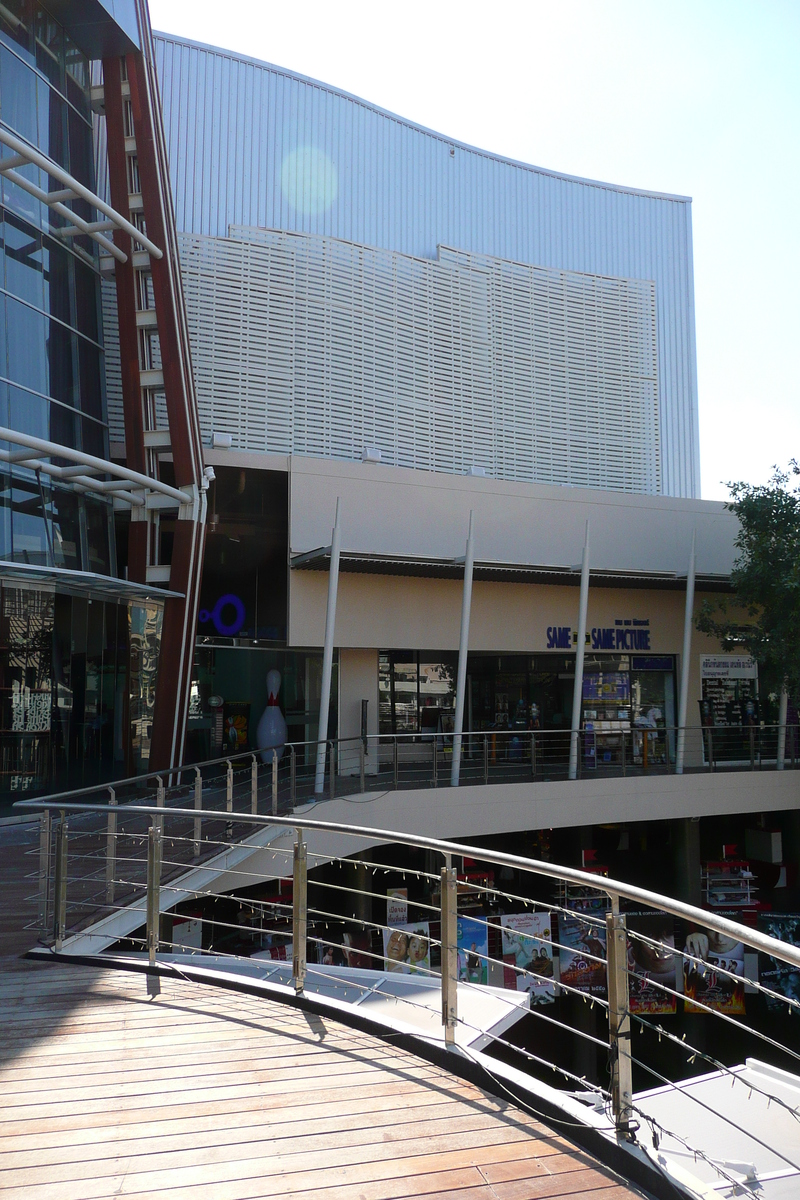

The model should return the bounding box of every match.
[149,0,800,502]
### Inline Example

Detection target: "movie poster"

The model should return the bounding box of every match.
[683,923,745,1014]
[457,916,488,985]
[222,701,250,751]
[757,914,800,1011]
[559,914,607,997]
[500,912,555,1003]
[383,922,431,975]
[626,913,676,1015]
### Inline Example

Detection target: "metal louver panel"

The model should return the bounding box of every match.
[168,226,659,494]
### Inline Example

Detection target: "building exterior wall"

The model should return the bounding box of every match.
[151,32,701,498]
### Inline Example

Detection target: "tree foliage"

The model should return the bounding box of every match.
[696,462,800,701]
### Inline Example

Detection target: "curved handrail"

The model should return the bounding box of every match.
[13,797,800,972]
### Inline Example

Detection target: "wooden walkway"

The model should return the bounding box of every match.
[0,963,643,1200]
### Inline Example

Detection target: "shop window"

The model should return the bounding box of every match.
[378,651,456,735]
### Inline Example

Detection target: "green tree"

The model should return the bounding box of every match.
[696,462,800,705]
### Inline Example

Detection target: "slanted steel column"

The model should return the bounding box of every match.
[568,521,590,780]
[675,529,696,775]
[315,499,341,794]
[777,685,788,771]
[451,511,475,787]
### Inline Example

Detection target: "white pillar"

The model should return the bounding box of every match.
[675,528,696,776]
[451,511,475,787]
[568,521,590,780]
[314,499,341,794]
[777,685,788,771]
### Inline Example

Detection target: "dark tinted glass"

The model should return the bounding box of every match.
[48,395,78,451]
[0,292,6,377]
[34,9,62,89]
[47,319,76,407]
[81,416,106,459]
[6,295,47,394]
[64,35,89,121]
[51,484,80,568]
[73,258,98,342]
[67,102,93,192]
[8,384,48,443]
[77,337,102,420]
[3,210,43,308]
[10,476,49,564]
[0,42,37,143]
[38,77,68,172]
[0,1,33,60]
[42,235,72,324]
[84,495,111,575]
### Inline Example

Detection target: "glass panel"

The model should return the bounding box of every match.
[0,43,37,143]
[34,8,62,89]
[419,659,456,735]
[3,209,43,308]
[83,494,111,575]
[51,484,80,568]
[10,474,49,564]
[81,415,106,459]
[392,659,418,733]
[128,601,163,772]
[39,77,68,172]
[73,258,98,342]
[48,318,76,407]
[63,34,89,121]
[42,234,72,325]
[0,585,54,798]
[77,336,102,419]
[47,396,78,451]
[8,383,48,443]
[6,295,47,394]
[0,1,34,59]
[378,652,392,733]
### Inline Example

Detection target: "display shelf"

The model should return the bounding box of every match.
[702,859,756,908]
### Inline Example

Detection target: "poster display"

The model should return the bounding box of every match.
[383,922,430,975]
[387,889,408,926]
[683,923,745,1014]
[500,912,555,1003]
[626,913,676,1015]
[559,914,607,997]
[757,914,800,1010]
[457,916,488,985]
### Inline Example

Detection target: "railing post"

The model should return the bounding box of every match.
[53,815,68,951]
[359,741,365,793]
[146,821,162,968]
[155,774,164,833]
[193,767,202,855]
[226,759,233,814]
[105,787,117,906]
[432,738,438,788]
[440,864,458,1046]
[272,750,279,817]
[621,730,626,777]
[749,726,755,771]
[393,737,399,790]
[483,735,489,785]
[251,754,258,814]
[38,808,51,932]
[606,911,634,1134]
[329,742,335,800]
[292,829,307,994]
[290,744,296,806]
[530,732,536,778]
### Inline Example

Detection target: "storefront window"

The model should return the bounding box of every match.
[378,652,456,735]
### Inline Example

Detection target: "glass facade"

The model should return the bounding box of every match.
[0,1,114,573]
[0,582,164,808]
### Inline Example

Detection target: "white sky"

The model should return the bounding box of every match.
[149,0,800,501]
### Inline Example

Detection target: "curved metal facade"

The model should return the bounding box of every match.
[152,32,701,498]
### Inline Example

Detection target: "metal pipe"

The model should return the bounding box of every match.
[53,816,67,950]
[315,499,341,793]
[290,745,296,806]
[0,125,163,258]
[329,743,336,801]
[146,823,162,967]
[675,529,696,775]
[105,788,117,906]
[359,742,365,793]
[155,775,164,833]
[393,737,399,790]
[606,912,634,1132]
[251,754,258,814]
[440,866,458,1045]
[569,521,590,780]
[271,750,278,817]
[483,735,489,784]
[38,809,51,932]
[193,767,202,855]
[21,797,800,969]
[292,830,307,993]
[777,685,788,771]
[451,511,475,787]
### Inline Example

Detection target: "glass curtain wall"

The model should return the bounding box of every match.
[0,583,164,810]
[0,2,113,574]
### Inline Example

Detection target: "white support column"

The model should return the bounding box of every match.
[675,528,696,776]
[314,499,342,794]
[568,521,590,781]
[777,684,788,771]
[451,511,475,788]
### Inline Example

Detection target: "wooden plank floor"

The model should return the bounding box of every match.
[0,963,644,1200]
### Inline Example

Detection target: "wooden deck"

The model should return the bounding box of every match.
[0,963,643,1200]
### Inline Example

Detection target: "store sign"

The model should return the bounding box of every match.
[546,618,651,651]
[700,655,757,680]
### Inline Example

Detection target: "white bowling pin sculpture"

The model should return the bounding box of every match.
[257,668,288,763]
